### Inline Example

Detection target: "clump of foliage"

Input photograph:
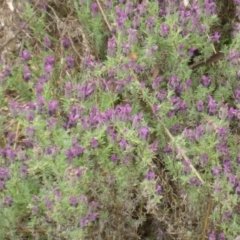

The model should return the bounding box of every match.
[0,0,240,239]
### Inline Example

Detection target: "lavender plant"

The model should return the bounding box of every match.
[0,0,240,239]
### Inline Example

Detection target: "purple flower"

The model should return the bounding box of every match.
[218,232,226,240]
[23,66,31,81]
[212,166,221,177]
[62,37,70,49]
[125,1,134,16]
[136,1,147,16]
[72,144,84,157]
[5,196,13,207]
[21,50,31,61]
[45,56,55,66]
[69,196,79,207]
[44,36,51,49]
[65,150,74,163]
[188,47,197,57]
[208,32,220,43]
[26,126,35,138]
[107,37,117,57]
[91,2,99,17]
[196,100,204,112]
[208,96,217,115]
[222,211,232,222]
[165,145,172,154]
[132,15,140,29]
[111,154,118,163]
[156,185,163,195]
[44,64,53,73]
[35,84,43,97]
[44,197,53,211]
[169,75,180,90]
[157,90,166,102]
[128,28,138,45]
[119,138,127,150]
[208,230,216,240]
[122,42,130,56]
[0,169,9,181]
[160,23,170,37]
[214,183,221,193]
[88,211,98,222]
[65,56,75,69]
[6,148,16,162]
[139,126,150,141]
[146,171,155,180]
[48,100,58,116]
[201,75,211,87]
[90,138,99,148]
[228,107,237,120]
[149,140,158,152]
[0,181,6,191]
[38,76,47,84]
[146,17,155,34]
[46,117,58,131]
[146,45,158,57]
[105,0,113,8]
[20,165,28,179]
[189,177,196,185]
[79,217,89,228]
[152,77,162,90]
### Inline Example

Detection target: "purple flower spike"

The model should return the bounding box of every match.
[88,211,98,222]
[45,56,55,66]
[0,181,6,191]
[65,82,72,98]
[44,64,53,73]
[65,56,75,69]
[21,50,31,61]
[146,171,155,180]
[160,23,170,38]
[208,32,220,43]
[212,166,221,177]
[169,75,180,90]
[146,17,155,34]
[201,75,211,87]
[79,217,89,228]
[62,37,70,49]
[111,154,118,163]
[0,168,10,181]
[35,84,43,97]
[139,126,150,141]
[91,2,99,17]
[125,2,134,16]
[23,66,31,82]
[128,28,138,45]
[69,196,79,207]
[196,100,204,112]
[208,231,216,240]
[5,196,13,207]
[218,232,226,240]
[44,36,51,49]
[20,165,28,179]
[107,37,117,57]
[90,138,99,148]
[156,185,163,195]
[44,197,53,211]
[208,96,217,115]
[48,100,59,116]
[119,138,127,150]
